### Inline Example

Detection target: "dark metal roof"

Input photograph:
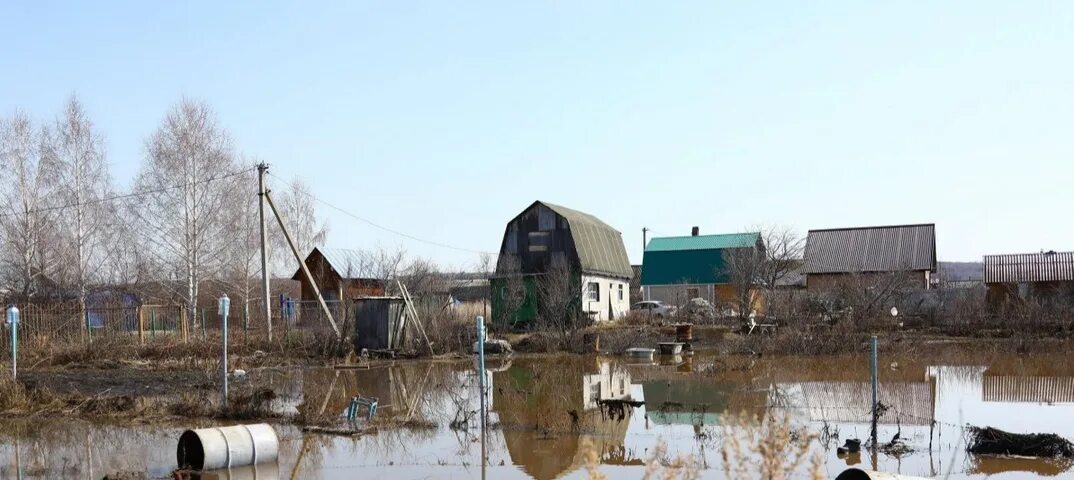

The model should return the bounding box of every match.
[983,251,1074,284]
[803,223,936,274]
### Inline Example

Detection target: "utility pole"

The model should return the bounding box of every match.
[257,163,272,341]
[642,227,649,254]
[265,190,341,339]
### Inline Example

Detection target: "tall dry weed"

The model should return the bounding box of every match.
[720,411,824,480]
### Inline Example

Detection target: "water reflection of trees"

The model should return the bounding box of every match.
[0,420,178,478]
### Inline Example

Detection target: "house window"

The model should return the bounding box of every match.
[618,284,624,301]
[587,282,600,302]
[528,231,551,253]
[687,287,700,299]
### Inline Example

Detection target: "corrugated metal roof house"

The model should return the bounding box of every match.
[983,251,1074,305]
[492,201,632,325]
[640,230,764,309]
[802,223,937,291]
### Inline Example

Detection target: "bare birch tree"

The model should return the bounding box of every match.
[43,96,113,336]
[0,111,59,298]
[270,178,328,276]
[129,99,242,323]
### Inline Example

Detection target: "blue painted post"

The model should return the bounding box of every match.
[476,316,487,428]
[870,335,878,447]
[219,294,231,408]
[7,305,19,380]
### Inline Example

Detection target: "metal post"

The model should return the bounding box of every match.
[870,335,879,447]
[257,163,273,341]
[219,294,231,408]
[476,315,487,478]
[477,316,487,426]
[7,305,19,380]
[84,310,92,343]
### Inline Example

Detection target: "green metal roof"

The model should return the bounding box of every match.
[540,202,634,279]
[645,233,759,252]
[641,232,760,286]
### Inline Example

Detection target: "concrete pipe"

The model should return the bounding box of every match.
[177,424,279,471]
[835,468,932,480]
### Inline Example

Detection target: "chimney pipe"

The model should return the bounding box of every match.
[691,226,699,237]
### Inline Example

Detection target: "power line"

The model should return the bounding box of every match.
[0,167,255,219]
[266,171,495,256]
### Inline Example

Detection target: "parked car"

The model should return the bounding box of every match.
[631,301,676,318]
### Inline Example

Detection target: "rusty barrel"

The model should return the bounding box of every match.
[674,323,693,343]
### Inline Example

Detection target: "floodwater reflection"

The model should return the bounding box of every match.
[3,351,1074,479]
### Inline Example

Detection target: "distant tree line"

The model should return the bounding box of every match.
[0,95,327,326]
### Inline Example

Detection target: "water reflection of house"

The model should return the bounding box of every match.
[773,381,936,426]
[494,359,635,480]
[643,379,733,426]
[583,361,633,409]
[982,375,1074,403]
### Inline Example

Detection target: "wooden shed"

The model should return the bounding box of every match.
[292,247,386,303]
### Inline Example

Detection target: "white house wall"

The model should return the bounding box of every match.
[581,274,630,322]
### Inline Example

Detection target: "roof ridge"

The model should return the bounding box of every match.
[808,223,935,233]
[651,232,759,240]
[985,251,1074,258]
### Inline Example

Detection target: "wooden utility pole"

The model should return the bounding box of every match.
[258,163,273,341]
[264,190,341,339]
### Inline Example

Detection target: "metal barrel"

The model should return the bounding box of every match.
[177,423,279,471]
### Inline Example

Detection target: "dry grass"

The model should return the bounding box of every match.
[720,411,824,480]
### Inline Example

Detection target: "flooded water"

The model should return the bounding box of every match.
[3,349,1074,479]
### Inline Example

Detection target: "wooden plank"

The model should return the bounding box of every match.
[181,308,189,343]
[398,282,434,355]
[138,306,145,345]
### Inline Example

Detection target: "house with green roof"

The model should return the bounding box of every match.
[640,228,765,311]
[492,201,633,328]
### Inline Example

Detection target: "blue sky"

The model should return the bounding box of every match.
[3,1,1073,268]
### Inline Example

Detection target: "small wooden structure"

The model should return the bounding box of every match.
[352,296,408,351]
[292,248,386,303]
